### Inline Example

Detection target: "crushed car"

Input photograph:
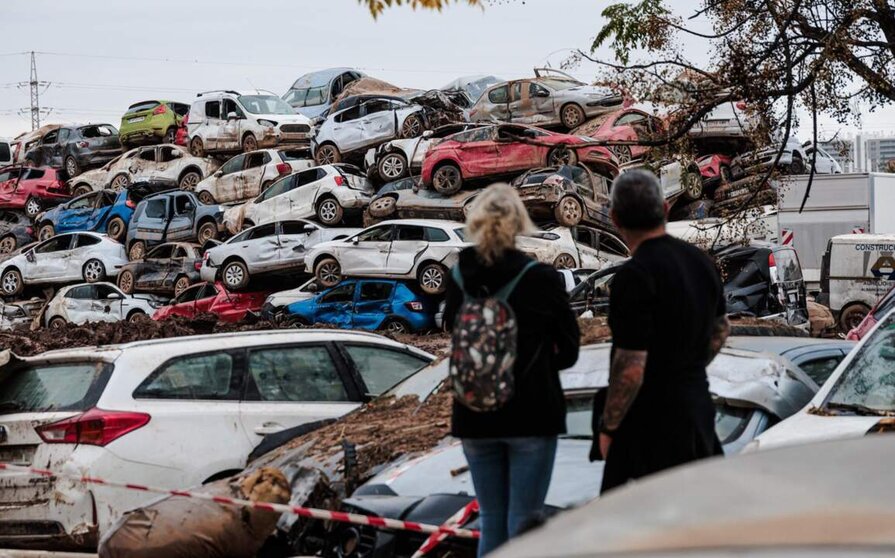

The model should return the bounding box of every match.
[364,176,481,224]
[116,241,203,296]
[9,124,61,164]
[731,138,842,179]
[35,189,141,243]
[515,224,628,270]
[0,165,71,218]
[150,281,270,322]
[0,210,35,255]
[511,164,614,228]
[0,297,44,330]
[194,148,313,205]
[119,100,191,148]
[23,124,122,178]
[572,105,664,164]
[283,68,367,117]
[125,190,226,260]
[44,282,166,327]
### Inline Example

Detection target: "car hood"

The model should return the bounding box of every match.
[255,113,311,125]
[752,409,882,452]
[71,168,106,186]
[266,289,316,308]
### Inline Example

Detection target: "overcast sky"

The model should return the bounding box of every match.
[1,0,893,140]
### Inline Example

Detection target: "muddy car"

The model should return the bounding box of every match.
[44,281,165,327]
[68,144,220,196]
[9,124,61,164]
[515,224,628,270]
[572,105,664,164]
[194,148,313,205]
[365,176,481,224]
[0,165,71,218]
[119,99,191,148]
[283,68,367,118]
[125,190,226,261]
[200,220,359,290]
[0,297,43,330]
[731,138,842,179]
[511,164,614,228]
[24,123,122,177]
[469,68,622,129]
[150,281,269,322]
[116,242,203,296]
[35,189,140,243]
[0,210,35,255]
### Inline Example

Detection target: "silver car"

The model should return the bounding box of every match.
[200,219,359,290]
[468,68,622,129]
[732,138,843,179]
[365,176,481,224]
[282,68,366,118]
[194,148,313,205]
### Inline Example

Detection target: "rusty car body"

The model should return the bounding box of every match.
[511,164,615,228]
[23,124,122,178]
[364,176,481,224]
[193,148,313,205]
[116,242,203,296]
[124,190,227,261]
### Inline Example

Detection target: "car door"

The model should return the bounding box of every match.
[128,147,157,180]
[572,227,602,269]
[239,343,362,441]
[0,169,17,203]
[69,234,104,276]
[386,224,429,275]
[351,281,394,330]
[219,99,246,151]
[528,82,556,123]
[240,151,270,200]
[330,105,364,153]
[60,284,97,323]
[596,230,629,265]
[494,125,542,174]
[165,283,203,317]
[202,100,224,150]
[283,168,324,220]
[33,130,58,167]
[345,224,394,275]
[91,283,126,323]
[166,194,196,241]
[275,221,315,268]
[481,84,510,122]
[48,129,66,168]
[136,243,171,290]
[27,234,75,280]
[134,197,168,243]
[358,100,399,149]
[311,281,356,328]
[244,223,280,271]
[454,127,500,178]
[212,154,247,203]
[57,192,100,232]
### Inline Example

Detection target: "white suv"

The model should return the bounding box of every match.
[186,90,313,158]
[0,330,433,549]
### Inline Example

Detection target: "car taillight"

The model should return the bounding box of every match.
[125,198,136,208]
[25,226,33,236]
[195,259,203,271]
[768,253,776,267]
[736,101,747,110]
[405,301,424,312]
[153,104,168,115]
[333,175,345,186]
[36,408,150,446]
[276,163,291,175]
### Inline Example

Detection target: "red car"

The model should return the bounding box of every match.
[420,123,617,194]
[152,281,270,323]
[174,114,189,147]
[0,165,70,218]
[847,285,895,341]
[572,106,663,164]
[697,153,733,191]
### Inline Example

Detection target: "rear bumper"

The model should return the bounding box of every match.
[199,265,217,283]
[77,151,120,169]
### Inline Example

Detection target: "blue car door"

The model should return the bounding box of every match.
[352,281,394,330]
[57,192,101,233]
[314,281,356,329]
[84,191,116,231]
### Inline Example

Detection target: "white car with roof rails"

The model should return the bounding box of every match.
[305,219,469,295]
[0,330,433,549]
[193,148,314,205]
[223,164,374,231]
[186,90,313,158]
[0,232,127,297]
[515,224,629,270]
[44,282,165,327]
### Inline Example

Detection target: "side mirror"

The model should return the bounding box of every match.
[352,238,359,245]
[214,170,223,177]
[227,112,240,121]
[534,90,550,98]
[171,151,183,158]
[422,130,434,138]
[25,250,35,263]
[108,292,124,300]
[182,202,195,213]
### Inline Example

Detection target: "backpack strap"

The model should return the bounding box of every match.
[495,260,538,302]
[451,265,468,296]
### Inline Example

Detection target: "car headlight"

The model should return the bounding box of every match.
[258,119,278,128]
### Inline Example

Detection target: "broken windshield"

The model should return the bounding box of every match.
[824,314,895,413]
[238,95,296,115]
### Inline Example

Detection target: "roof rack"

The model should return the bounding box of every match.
[196,90,241,98]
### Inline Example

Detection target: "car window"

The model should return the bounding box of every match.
[128,101,160,113]
[237,95,293,115]
[143,198,167,219]
[510,82,523,101]
[615,112,647,126]
[824,312,895,413]
[174,195,193,214]
[0,361,110,413]
[35,235,72,254]
[66,285,95,300]
[134,352,238,400]
[356,225,393,242]
[42,130,59,144]
[94,284,119,299]
[258,175,293,201]
[68,193,98,210]
[284,88,307,106]
[872,288,895,320]
[205,101,221,119]
[295,168,324,187]
[171,246,188,259]
[136,148,155,162]
[335,105,362,123]
[245,152,268,169]
[573,227,597,249]
[23,168,46,180]
[600,233,629,256]
[169,102,190,117]
[247,223,277,240]
[281,221,313,235]
[222,98,245,118]
[773,248,803,282]
[395,225,425,241]
[199,283,219,299]
[360,99,396,116]
[147,244,174,259]
[359,282,393,302]
[343,345,429,396]
[714,404,752,444]
[79,125,116,138]
[798,355,847,386]
[454,227,467,241]
[321,282,355,303]
[174,284,203,304]
[247,346,348,402]
[488,85,509,104]
[57,129,71,143]
[304,87,326,107]
[158,146,181,163]
[74,234,101,248]
[425,227,450,242]
[530,83,550,97]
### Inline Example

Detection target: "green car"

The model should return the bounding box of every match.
[119,100,190,148]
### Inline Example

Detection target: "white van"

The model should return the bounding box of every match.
[819,233,895,331]
[0,138,12,166]
[186,90,312,158]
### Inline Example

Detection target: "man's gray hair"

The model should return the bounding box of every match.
[610,169,666,230]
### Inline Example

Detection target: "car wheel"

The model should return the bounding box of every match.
[106,217,126,242]
[128,310,148,323]
[378,152,409,181]
[197,221,218,244]
[110,173,130,190]
[315,257,342,288]
[368,196,397,218]
[198,190,216,205]
[316,198,344,226]
[222,260,250,290]
[610,145,632,165]
[400,114,424,138]
[72,183,93,197]
[179,171,201,190]
[315,144,341,166]
[547,146,578,166]
[82,259,106,283]
[163,127,177,144]
[190,137,205,158]
[173,275,191,296]
[790,155,806,175]
[839,303,870,332]
[38,223,55,241]
[683,167,704,200]
[553,253,576,269]
[25,197,41,218]
[65,156,81,178]
[382,318,409,334]
[554,196,583,227]
[49,316,67,329]
[432,163,462,195]
[0,235,16,254]
[128,240,146,261]
[1,269,23,296]
[242,134,258,153]
[560,103,586,129]
[418,262,448,295]
[117,269,135,294]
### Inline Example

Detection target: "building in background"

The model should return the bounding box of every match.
[864,136,895,172]
[818,138,855,173]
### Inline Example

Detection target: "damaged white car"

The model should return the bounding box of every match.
[305,219,468,295]
[44,282,165,327]
[193,148,313,205]
[515,224,628,269]
[68,144,220,196]
[0,298,43,330]
[0,232,128,296]
[200,219,359,290]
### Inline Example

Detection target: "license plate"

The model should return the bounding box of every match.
[129,117,146,124]
[0,445,36,466]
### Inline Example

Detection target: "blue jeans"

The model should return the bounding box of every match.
[461,436,557,557]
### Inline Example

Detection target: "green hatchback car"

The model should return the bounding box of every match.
[119,100,190,148]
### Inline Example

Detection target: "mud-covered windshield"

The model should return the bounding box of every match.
[0,361,110,413]
[238,95,296,115]
[824,313,895,413]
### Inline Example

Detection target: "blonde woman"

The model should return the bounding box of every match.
[443,183,580,556]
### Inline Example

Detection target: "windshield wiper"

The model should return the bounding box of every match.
[824,401,895,417]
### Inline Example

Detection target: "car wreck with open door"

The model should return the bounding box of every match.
[511,164,615,228]
[44,282,165,327]
[150,281,270,323]
[35,188,142,243]
[116,242,203,297]
[124,190,227,260]
[194,149,313,205]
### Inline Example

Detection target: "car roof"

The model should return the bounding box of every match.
[375,219,465,228]
[725,336,855,357]
[291,68,357,88]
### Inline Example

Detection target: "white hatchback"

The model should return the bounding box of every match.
[44,282,165,327]
[515,225,628,270]
[0,330,433,548]
[194,148,314,205]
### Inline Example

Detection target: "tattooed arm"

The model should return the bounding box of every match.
[602,349,647,433]
[708,315,731,364]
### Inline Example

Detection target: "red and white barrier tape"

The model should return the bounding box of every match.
[0,462,479,540]
[412,499,479,557]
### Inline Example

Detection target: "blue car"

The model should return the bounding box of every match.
[35,189,137,243]
[285,279,436,333]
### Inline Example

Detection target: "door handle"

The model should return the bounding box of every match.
[253,422,285,435]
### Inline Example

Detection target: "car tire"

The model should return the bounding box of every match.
[431,163,462,195]
[106,217,126,242]
[400,114,424,138]
[554,196,583,227]
[839,303,870,333]
[117,269,135,294]
[316,197,344,226]
[553,253,577,269]
[179,170,201,190]
[24,197,41,218]
[82,259,106,283]
[173,275,191,296]
[72,183,93,197]
[418,262,448,295]
[682,166,704,200]
[189,137,205,158]
[198,190,216,205]
[128,240,146,261]
[368,196,397,218]
[381,318,410,334]
[609,145,632,165]
[560,103,586,129]
[222,260,250,291]
[0,268,23,296]
[789,154,806,175]
[315,144,342,166]
[128,310,148,323]
[241,133,258,153]
[38,223,55,241]
[65,156,81,178]
[163,127,177,144]
[315,257,342,288]
[49,316,67,329]
[110,173,130,190]
[197,221,218,244]
[378,152,409,181]
[0,235,16,255]
[547,146,578,167]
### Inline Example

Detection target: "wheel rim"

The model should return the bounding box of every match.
[51,318,65,329]
[319,200,338,223]
[108,221,122,239]
[434,166,460,190]
[119,272,133,292]
[199,192,215,205]
[685,173,702,198]
[421,267,443,290]
[555,255,575,269]
[180,173,200,190]
[84,261,103,281]
[550,149,572,165]
[370,198,394,215]
[244,136,257,151]
[199,226,214,243]
[175,277,190,295]
[0,237,14,254]
[386,321,406,334]
[319,262,340,284]
[191,139,204,157]
[66,159,77,176]
[2,273,18,293]
[131,243,144,260]
[612,146,631,164]
[39,226,53,241]
[318,146,337,164]
[224,264,244,287]
[403,117,422,137]
[563,106,583,127]
[112,175,129,189]
[26,199,39,215]
[559,198,582,223]
[380,155,406,179]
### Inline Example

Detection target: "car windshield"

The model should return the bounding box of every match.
[824,313,895,413]
[0,361,110,413]
[238,95,296,115]
[453,228,467,241]
[537,78,582,91]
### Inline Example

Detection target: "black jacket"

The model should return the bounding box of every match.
[445,248,580,438]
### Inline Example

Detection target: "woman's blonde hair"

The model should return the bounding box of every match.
[465,183,535,265]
